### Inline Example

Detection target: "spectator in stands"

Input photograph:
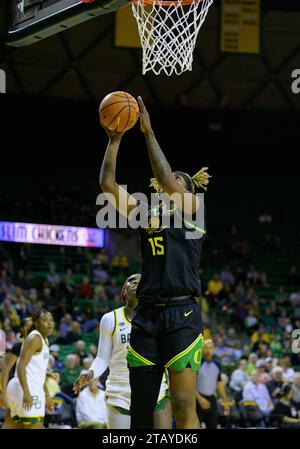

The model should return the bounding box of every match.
[80,357,94,375]
[13,270,30,291]
[270,335,284,358]
[93,287,109,317]
[93,248,109,269]
[267,367,284,401]
[60,354,81,396]
[106,278,120,299]
[46,266,60,288]
[49,344,64,372]
[244,309,259,334]
[79,276,93,298]
[278,309,290,331]
[40,287,55,310]
[264,357,273,374]
[60,274,76,305]
[220,266,235,286]
[58,313,73,338]
[289,289,300,307]
[235,284,247,303]
[271,384,300,429]
[225,328,240,349]
[75,380,107,429]
[279,355,295,383]
[208,274,223,297]
[46,356,61,397]
[88,344,98,359]
[74,340,88,365]
[275,287,289,307]
[214,336,236,363]
[247,266,264,287]
[255,359,268,377]
[66,321,83,344]
[93,263,109,284]
[262,308,276,331]
[229,359,249,401]
[243,370,273,418]
[251,326,270,351]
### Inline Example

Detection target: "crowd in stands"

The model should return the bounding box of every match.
[0,187,97,227]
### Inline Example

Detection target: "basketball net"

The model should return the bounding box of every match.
[131,0,213,76]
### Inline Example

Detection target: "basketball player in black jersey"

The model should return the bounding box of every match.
[99,96,211,429]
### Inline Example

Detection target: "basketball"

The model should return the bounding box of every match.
[99,91,139,133]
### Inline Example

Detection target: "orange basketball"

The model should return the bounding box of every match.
[99,91,139,133]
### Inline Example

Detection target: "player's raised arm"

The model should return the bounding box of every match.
[99,127,138,218]
[138,96,200,215]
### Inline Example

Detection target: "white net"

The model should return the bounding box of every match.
[131,0,213,76]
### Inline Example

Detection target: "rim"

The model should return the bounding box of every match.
[132,0,205,6]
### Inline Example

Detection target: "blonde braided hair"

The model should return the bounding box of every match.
[149,167,211,194]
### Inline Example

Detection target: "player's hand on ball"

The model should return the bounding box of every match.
[100,121,124,140]
[23,392,33,411]
[73,372,93,395]
[137,96,152,134]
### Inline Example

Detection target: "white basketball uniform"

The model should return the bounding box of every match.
[7,330,49,424]
[98,306,169,428]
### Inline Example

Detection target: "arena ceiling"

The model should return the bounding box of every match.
[0,1,300,110]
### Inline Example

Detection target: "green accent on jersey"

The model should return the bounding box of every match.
[155,392,170,412]
[165,333,204,372]
[113,406,131,416]
[112,310,118,337]
[183,218,206,234]
[122,307,131,325]
[13,416,44,424]
[113,389,170,415]
[127,345,155,367]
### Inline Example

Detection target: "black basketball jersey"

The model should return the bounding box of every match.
[136,205,205,305]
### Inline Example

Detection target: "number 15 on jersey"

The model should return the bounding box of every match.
[148,237,165,256]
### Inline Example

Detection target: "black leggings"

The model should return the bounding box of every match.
[196,395,218,429]
[129,365,164,429]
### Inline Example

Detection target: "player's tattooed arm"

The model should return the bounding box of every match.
[137,96,173,183]
[138,96,200,214]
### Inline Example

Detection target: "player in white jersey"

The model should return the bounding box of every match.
[6,310,55,428]
[74,274,172,429]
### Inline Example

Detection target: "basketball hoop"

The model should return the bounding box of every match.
[131,0,213,76]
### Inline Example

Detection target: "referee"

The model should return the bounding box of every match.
[196,339,230,429]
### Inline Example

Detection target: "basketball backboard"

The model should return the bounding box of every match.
[5,0,127,47]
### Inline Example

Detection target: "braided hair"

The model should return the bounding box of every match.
[150,167,211,194]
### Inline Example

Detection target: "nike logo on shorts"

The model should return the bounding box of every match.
[184,311,193,317]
